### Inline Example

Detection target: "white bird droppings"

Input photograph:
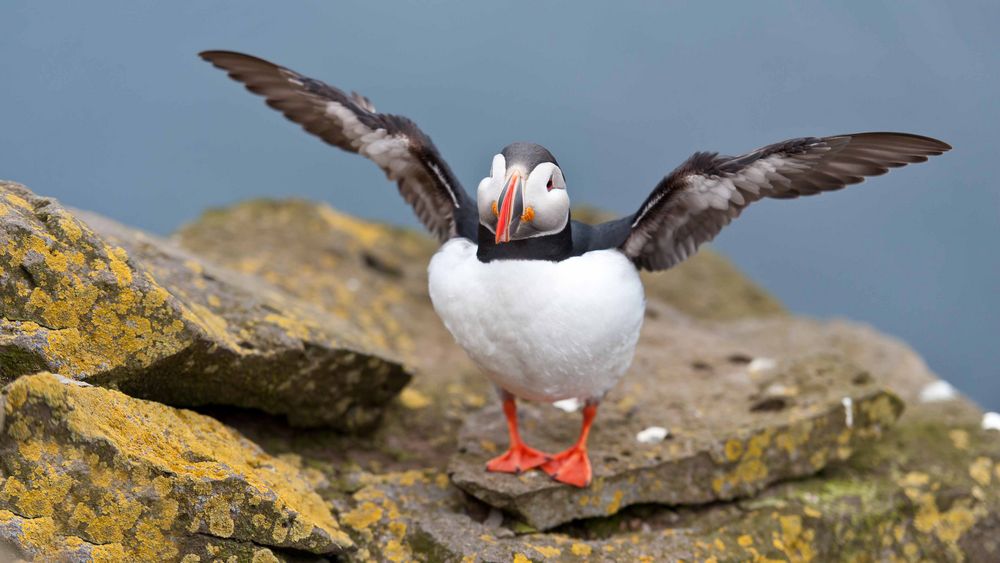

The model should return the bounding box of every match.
[54,374,91,387]
[983,412,1000,432]
[841,397,854,428]
[636,426,670,444]
[552,398,582,413]
[747,357,776,375]
[919,380,957,403]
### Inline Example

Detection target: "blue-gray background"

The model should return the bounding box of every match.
[2,2,997,409]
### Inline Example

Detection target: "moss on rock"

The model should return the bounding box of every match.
[0,372,351,561]
[314,396,999,562]
[1,182,410,430]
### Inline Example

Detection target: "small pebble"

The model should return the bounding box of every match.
[841,397,854,428]
[636,426,669,444]
[552,398,582,413]
[919,380,957,403]
[748,357,776,375]
[983,412,1000,432]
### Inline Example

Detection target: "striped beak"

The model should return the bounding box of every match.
[495,172,524,244]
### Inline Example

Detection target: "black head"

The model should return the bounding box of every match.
[476,143,570,253]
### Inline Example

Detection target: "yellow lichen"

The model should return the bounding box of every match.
[948,429,969,450]
[606,490,624,515]
[205,495,235,538]
[384,538,410,562]
[342,501,384,531]
[399,388,432,409]
[0,373,352,558]
[724,438,744,461]
[251,549,279,563]
[771,514,815,562]
[5,192,33,210]
[529,543,561,558]
[969,457,992,487]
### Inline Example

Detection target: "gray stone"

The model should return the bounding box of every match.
[449,355,903,530]
[0,372,351,561]
[0,181,410,429]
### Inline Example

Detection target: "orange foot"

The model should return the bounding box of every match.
[486,443,550,474]
[540,446,591,487]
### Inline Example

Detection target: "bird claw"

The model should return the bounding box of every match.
[485,443,550,474]
[540,446,591,487]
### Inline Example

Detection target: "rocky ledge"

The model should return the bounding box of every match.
[0,182,409,429]
[450,355,903,530]
[1,181,997,561]
[0,372,351,561]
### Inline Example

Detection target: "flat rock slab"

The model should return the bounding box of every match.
[0,372,351,561]
[450,354,903,530]
[0,182,410,429]
[332,399,999,562]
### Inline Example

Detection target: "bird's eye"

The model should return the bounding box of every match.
[546,179,554,191]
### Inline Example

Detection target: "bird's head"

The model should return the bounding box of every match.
[477,143,569,244]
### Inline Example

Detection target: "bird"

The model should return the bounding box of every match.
[199,50,951,487]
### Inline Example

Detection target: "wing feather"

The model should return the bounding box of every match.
[200,50,476,241]
[618,132,950,271]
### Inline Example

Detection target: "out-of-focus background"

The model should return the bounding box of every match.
[1,2,996,409]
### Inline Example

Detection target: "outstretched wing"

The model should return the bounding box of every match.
[611,132,950,271]
[199,50,477,241]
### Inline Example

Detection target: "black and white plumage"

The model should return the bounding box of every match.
[201,50,950,487]
[615,133,951,270]
[199,50,477,242]
[200,50,950,274]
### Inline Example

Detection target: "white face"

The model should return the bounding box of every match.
[477,153,570,243]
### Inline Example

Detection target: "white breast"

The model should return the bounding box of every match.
[427,239,645,402]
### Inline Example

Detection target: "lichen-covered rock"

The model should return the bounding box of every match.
[0,181,410,429]
[450,355,903,530]
[317,396,1000,562]
[174,199,439,360]
[0,372,350,561]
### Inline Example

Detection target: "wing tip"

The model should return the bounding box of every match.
[844,131,952,155]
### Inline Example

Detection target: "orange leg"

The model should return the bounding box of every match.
[486,398,550,474]
[541,402,597,487]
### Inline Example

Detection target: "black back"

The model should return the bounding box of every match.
[475,214,635,263]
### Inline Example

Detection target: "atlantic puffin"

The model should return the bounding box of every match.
[200,51,950,487]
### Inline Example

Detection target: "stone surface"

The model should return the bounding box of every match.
[4,188,996,560]
[449,355,903,530]
[0,372,349,561]
[0,182,410,429]
[180,197,999,558]
[327,398,999,562]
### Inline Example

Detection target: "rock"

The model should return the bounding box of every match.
[174,199,440,360]
[449,355,903,530]
[0,182,410,429]
[7,189,993,559]
[0,372,350,561]
[177,198,999,557]
[329,396,1000,562]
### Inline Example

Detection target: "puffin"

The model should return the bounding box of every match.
[200,51,950,487]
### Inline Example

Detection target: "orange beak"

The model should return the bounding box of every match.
[495,172,522,244]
